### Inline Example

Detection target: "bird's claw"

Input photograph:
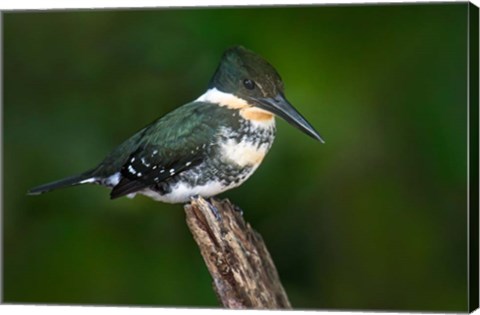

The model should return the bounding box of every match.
[209,203,222,221]
[233,204,244,216]
[190,195,222,221]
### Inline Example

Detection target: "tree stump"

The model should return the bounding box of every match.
[184,197,291,309]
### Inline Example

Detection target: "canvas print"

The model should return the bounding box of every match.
[2,2,479,312]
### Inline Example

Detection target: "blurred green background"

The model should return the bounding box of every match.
[3,3,469,312]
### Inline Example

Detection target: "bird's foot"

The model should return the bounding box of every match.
[208,199,222,221]
[190,195,222,221]
[232,204,244,216]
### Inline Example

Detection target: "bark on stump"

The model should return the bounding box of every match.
[184,197,291,309]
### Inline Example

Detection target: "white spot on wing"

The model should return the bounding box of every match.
[141,157,150,167]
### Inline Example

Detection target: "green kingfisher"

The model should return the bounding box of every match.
[28,46,324,203]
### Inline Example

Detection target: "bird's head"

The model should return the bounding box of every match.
[208,45,324,143]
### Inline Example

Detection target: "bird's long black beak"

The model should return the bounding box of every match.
[253,93,325,143]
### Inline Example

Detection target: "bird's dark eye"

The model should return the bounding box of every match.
[243,79,255,90]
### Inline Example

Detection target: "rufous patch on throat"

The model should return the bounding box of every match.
[196,88,274,121]
[240,107,274,122]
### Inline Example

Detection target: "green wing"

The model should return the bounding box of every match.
[102,102,226,199]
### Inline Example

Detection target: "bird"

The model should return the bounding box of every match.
[28,46,324,205]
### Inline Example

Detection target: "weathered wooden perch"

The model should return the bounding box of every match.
[184,197,291,309]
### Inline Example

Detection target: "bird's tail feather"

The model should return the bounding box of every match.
[28,170,97,195]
